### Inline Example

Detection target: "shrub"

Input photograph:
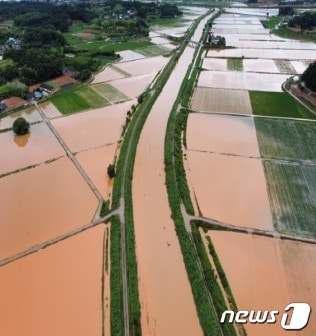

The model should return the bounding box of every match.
[13,117,30,135]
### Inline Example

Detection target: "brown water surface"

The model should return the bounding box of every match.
[92,65,127,84]
[0,157,98,260]
[0,225,105,336]
[76,144,116,200]
[209,231,316,335]
[39,101,62,119]
[51,100,135,153]
[187,114,260,157]
[0,122,65,175]
[187,151,273,230]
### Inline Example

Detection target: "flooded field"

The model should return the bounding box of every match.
[202,58,227,71]
[92,65,127,84]
[187,114,259,156]
[0,122,65,175]
[51,100,134,153]
[191,88,252,115]
[114,56,168,76]
[209,231,316,335]
[0,157,98,260]
[76,144,116,200]
[187,151,273,230]
[110,73,156,99]
[243,59,279,73]
[198,71,288,92]
[118,50,146,63]
[0,105,42,130]
[39,101,62,119]
[207,48,316,60]
[0,225,105,336]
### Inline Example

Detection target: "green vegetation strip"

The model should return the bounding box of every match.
[273,26,316,43]
[255,117,316,161]
[260,17,282,30]
[110,216,124,336]
[92,83,129,103]
[110,10,215,335]
[250,91,315,119]
[51,84,109,114]
[164,12,239,336]
[263,161,316,238]
[135,45,171,57]
[227,58,243,71]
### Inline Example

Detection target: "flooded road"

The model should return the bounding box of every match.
[0,225,105,336]
[132,14,214,336]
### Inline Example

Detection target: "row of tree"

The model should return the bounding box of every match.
[302,61,316,92]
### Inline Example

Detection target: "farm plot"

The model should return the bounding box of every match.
[187,113,260,157]
[51,85,109,114]
[92,65,128,84]
[250,91,314,119]
[39,102,62,119]
[255,118,316,160]
[191,88,252,115]
[198,71,247,90]
[202,58,227,71]
[290,61,310,74]
[263,161,316,237]
[274,60,297,74]
[227,57,243,71]
[117,50,145,63]
[135,45,171,57]
[243,59,279,73]
[91,83,129,104]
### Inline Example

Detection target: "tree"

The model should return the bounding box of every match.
[302,61,316,92]
[107,164,116,178]
[13,117,30,135]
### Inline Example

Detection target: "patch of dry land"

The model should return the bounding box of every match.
[208,231,316,336]
[0,157,98,260]
[191,88,252,115]
[0,225,106,336]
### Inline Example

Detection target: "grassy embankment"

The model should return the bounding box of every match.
[250,91,316,119]
[164,10,240,336]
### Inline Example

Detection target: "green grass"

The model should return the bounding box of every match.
[149,17,187,28]
[264,161,316,238]
[273,26,316,43]
[261,17,283,30]
[227,58,243,71]
[255,117,316,160]
[135,45,171,57]
[91,83,129,103]
[51,84,109,114]
[250,91,316,119]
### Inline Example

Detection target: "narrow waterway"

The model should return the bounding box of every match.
[132,14,213,336]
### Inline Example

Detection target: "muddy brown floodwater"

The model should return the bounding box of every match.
[39,101,62,119]
[208,231,316,336]
[0,157,98,260]
[132,14,214,336]
[0,122,65,175]
[0,225,105,336]
[186,151,273,230]
[51,100,135,153]
[76,144,117,200]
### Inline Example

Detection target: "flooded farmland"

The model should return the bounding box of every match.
[39,101,62,119]
[0,225,106,336]
[208,231,316,336]
[0,122,65,175]
[0,157,98,259]
[51,100,134,153]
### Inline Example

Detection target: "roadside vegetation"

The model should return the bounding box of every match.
[109,216,124,336]
[250,91,315,119]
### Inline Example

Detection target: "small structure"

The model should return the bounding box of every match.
[211,35,221,45]
[0,102,7,112]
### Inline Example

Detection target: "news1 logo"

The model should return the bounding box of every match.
[220,303,311,331]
